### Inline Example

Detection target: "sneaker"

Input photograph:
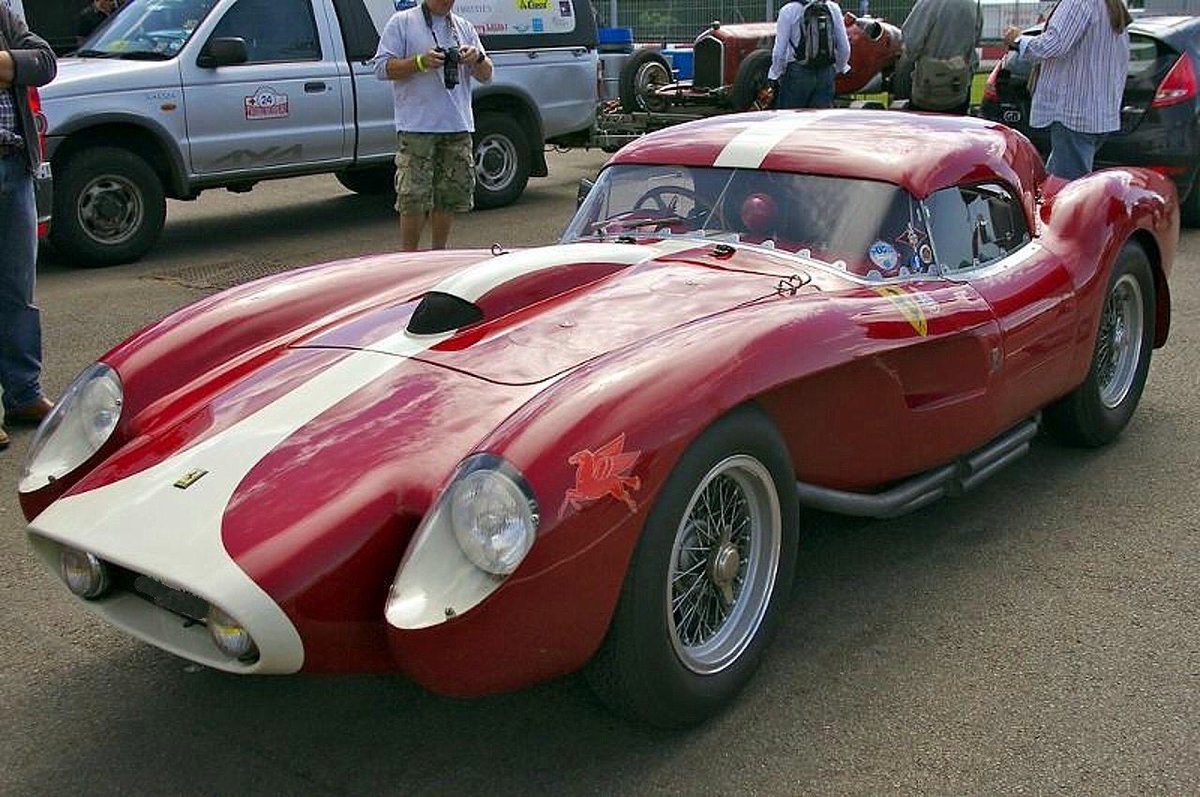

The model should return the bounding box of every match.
[4,396,54,427]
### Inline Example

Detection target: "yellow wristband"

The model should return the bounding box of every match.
[415,54,426,72]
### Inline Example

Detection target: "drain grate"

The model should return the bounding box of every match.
[146,258,300,292]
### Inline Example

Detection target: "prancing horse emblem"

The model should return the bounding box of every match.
[560,434,641,518]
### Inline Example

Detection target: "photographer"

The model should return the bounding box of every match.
[373,0,492,251]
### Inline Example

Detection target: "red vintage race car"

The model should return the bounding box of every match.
[619,15,903,114]
[22,110,1176,728]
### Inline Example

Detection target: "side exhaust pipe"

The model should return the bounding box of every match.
[795,418,1040,518]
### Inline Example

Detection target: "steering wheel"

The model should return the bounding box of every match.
[632,186,712,225]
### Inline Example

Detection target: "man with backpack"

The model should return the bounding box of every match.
[893,0,982,114]
[769,0,851,109]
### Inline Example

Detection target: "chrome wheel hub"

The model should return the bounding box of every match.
[667,455,782,675]
[1095,272,1144,409]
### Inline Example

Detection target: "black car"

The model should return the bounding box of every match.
[981,15,1200,224]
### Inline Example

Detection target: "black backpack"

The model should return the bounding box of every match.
[791,0,836,69]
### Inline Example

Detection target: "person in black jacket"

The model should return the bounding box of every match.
[77,0,119,41]
[0,5,57,448]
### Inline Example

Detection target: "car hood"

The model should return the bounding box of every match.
[295,241,802,384]
[40,57,180,102]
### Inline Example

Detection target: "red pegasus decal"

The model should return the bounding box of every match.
[560,433,642,518]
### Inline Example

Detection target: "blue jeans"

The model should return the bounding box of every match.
[0,153,44,412]
[1045,121,1108,181]
[777,62,836,110]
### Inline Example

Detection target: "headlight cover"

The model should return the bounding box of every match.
[20,363,123,493]
[387,454,539,629]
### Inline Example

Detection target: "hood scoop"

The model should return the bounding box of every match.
[407,291,485,335]
[404,241,699,336]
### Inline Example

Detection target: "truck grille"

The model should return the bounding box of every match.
[693,37,723,89]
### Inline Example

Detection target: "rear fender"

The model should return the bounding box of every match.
[1040,167,1177,377]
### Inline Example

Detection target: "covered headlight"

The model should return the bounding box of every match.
[387,454,540,629]
[59,546,111,600]
[207,606,259,661]
[450,469,537,575]
[19,363,122,493]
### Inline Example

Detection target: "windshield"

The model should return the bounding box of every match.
[79,0,219,59]
[563,165,934,280]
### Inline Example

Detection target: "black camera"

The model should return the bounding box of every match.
[437,47,461,90]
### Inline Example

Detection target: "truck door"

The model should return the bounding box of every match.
[182,0,348,176]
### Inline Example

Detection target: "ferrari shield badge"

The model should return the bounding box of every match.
[874,286,930,337]
[560,433,642,518]
[174,468,208,489]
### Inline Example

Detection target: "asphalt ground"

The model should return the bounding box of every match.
[2,149,1197,795]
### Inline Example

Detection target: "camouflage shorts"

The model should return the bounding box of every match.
[394,132,475,214]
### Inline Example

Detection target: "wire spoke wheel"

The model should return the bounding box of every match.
[667,455,781,675]
[1095,273,1145,409]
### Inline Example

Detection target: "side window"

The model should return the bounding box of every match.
[924,183,1030,273]
[210,0,321,63]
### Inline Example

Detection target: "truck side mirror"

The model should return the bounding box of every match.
[197,37,249,69]
[577,177,595,208]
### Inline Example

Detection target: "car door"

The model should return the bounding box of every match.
[182,0,348,177]
[925,182,1077,429]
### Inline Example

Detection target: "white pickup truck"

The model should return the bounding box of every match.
[40,0,599,266]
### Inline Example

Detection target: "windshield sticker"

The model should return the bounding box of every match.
[245,88,289,120]
[918,243,934,266]
[868,240,900,274]
[560,434,641,518]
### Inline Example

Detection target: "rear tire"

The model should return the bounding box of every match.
[473,112,530,209]
[335,166,395,196]
[731,49,775,111]
[586,405,799,728]
[51,147,166,267]
[618,49,672,113]
[1044,241,1155,447]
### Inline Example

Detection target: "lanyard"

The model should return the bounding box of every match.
[421,3,461,50]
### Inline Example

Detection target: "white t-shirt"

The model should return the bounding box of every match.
[372,5,488,133]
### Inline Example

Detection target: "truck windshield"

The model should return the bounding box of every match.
[563,165,933,281]
[79,0,219,59]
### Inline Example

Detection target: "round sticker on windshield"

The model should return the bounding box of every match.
[918,244,934,265]
[868,240,900,274]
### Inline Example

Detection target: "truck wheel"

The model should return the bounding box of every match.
[51,147,166,267]
[473,113,530,210]
[731,49,775,112]
[335,166,396,196]
[619,49,672,113]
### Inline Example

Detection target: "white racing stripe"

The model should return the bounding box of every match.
[430,240,699,304]
[713,111,833,169]
[28,326,452,674]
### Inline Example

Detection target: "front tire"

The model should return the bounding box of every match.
[335,165,395,196]
[731,49,775,111]
[473,112,530,209]
[618,49,672,113]
[50,146,166,267]
[586,406,799,728]
[1045,241,1156,447]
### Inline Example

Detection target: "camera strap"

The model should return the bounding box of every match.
[421,3,461,50]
